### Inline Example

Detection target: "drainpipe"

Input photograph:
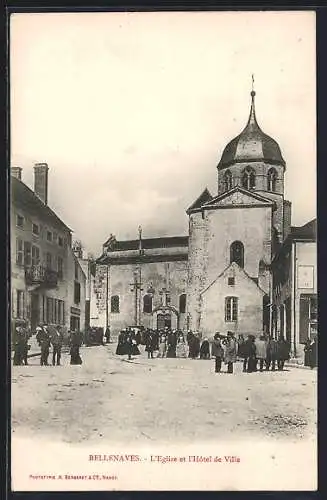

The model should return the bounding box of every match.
[292,241,297,357]
[269,271,273,338]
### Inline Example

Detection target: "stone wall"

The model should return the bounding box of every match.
[187,204,272,334]
[200,262,264,336]
[91,260,188,335]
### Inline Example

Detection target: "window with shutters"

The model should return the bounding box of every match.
[143,294,153,313]
[225,297,238,322]
[16,290,24,318]
[111,295,120,313]
[32,223,40,236]
[32,245,40,266]
[16,214,24,228]
[57,256,63,279]
[75,261,79,280]
[46,252,52,269]
[179,294,186,313]
[46,297,52,323]
[24,241,32,266]
[74,281,81,304]
[16,238,23,265]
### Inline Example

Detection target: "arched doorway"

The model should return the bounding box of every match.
[157,313,171,330]
[152,305,179,330]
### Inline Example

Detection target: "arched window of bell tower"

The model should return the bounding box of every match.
[241,167,256,190]
[267,168,277,192]
[230,240,244,268]
[224,170,233,191]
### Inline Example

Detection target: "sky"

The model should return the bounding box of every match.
[10,11,316,255]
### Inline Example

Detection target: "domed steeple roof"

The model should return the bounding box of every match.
[217,90,285,170]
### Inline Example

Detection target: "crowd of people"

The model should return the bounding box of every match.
[13,321,317,372]
[212,332,291,374]
[114,327,303,374]
[13,322,84,366]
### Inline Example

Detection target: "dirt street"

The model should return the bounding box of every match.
[11,343,317,446]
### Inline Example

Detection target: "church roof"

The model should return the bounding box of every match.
[217,91,285,170]
[203,186,274,208]
[187,186,274,214]
[102,235,189,253]
[186,188,212,214]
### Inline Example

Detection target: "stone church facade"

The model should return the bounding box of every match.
[94,90,293,338]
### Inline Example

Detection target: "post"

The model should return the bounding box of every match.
[106,265,109,331]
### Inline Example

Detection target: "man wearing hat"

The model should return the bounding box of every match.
[225,331,237,374]
[36,325,51,366]
[211,333,224,373]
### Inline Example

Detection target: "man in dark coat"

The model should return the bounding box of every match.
[13,322,25,366]
[266,336,279,371]
[225,332,237,373]
[211,333,224,373]
[276,336,290,371]
[145,330,156,359]
[242,335,256,373]
[49,325,63,366]
[36,326,51,366]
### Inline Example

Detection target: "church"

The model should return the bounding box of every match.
[94,89,293,339]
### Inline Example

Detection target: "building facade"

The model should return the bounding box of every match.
[95,235,189,332]
[11,164,86,336]
[271,219,317,357]
[92,90,316,355]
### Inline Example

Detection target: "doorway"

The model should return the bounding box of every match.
[157,313,171,330]
[30,293,40,331]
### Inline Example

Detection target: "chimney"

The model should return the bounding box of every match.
[11,166,22,180]
[34,163,49,205]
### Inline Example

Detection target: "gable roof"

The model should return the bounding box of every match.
[200,261,265,295]
[11,176,72,232]
[201,186,274,210]
[186,188,212,214]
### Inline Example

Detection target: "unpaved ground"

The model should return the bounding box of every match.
[11,344,317,445]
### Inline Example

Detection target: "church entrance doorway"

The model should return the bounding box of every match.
[157,313,171,330]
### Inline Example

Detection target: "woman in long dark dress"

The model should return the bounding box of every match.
[70,331,83,365]
[200,338,210,359]
[166,331,177,358]
[116,330,128,355]
[304,338,317,368]
[125,331,140,359]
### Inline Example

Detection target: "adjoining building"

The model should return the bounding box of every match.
[271,219,317,358]
[11,164,86,336]
[93,89,316,359]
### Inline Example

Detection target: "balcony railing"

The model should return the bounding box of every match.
[25,265,58,287]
